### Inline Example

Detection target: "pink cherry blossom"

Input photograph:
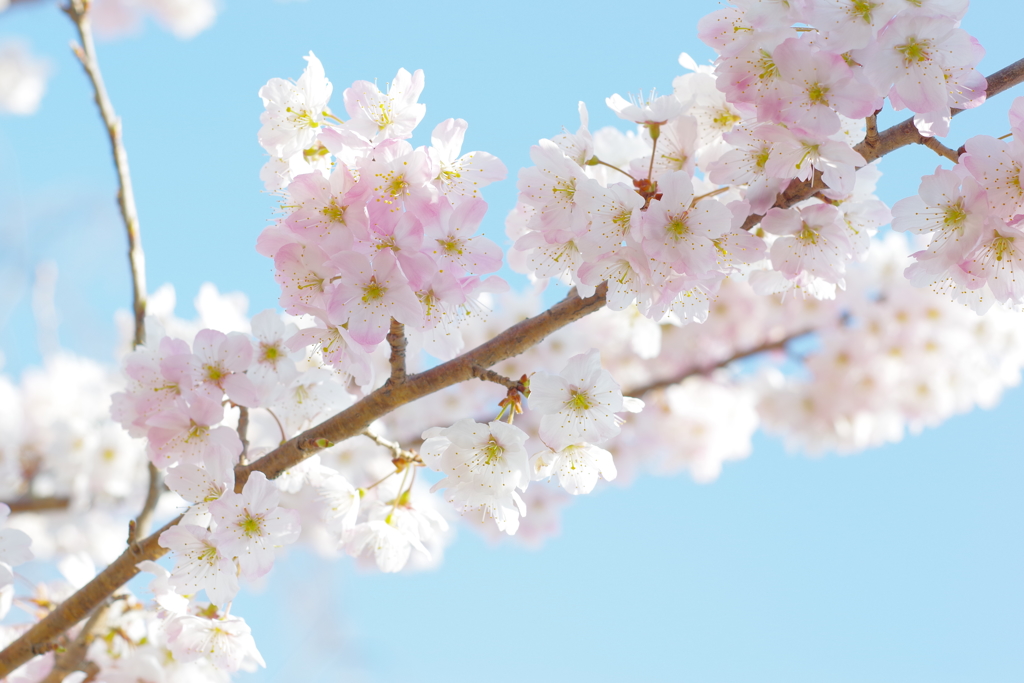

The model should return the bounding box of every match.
[325,250,424,346]
[343,68,425,142]
[209,471,300,580]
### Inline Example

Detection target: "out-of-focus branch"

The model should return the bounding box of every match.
[741,56,1024,232]
[625,329,812,398]
[127,462,162,546]
[4,497,71,514]
[64,0,148,350]
[237,405,250,465]
[36,601,111,683]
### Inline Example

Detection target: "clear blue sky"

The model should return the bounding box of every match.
[1,1,1022,681]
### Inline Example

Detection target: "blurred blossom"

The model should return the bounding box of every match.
[0,40,49,116]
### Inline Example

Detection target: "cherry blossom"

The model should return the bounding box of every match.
[343,68,425,142]
[208,472,301,580]
[528,349,638,449]
[0,41,49,116]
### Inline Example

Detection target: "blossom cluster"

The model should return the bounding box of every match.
[420,349,641,536]
[507,0,984,311]
[255,53,508,384]
[894,99,1024,309]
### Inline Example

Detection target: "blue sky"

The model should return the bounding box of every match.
[1,1,1023,681]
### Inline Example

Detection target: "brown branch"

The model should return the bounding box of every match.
[362,430,422,468]
[470,365,524,391]
[625,329,812,398]
[36,601,111,683]
[0,284,607,676]
[740,57,1024,232]
[919,136,961,163]
[4,497,71,514]
[64,0,148,350]
[0,515,180,677]
[386,319,407,384]
[237,283,607,487]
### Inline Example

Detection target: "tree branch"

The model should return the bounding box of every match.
[237,283,607,487]
[127,462,162,546]
[625,329,812,398]
[0,515,180,677]
[470,365,525,391]
[64,0,148,350]
[918,136,961,163]
[236,405,250,466]
[4,497,71,514]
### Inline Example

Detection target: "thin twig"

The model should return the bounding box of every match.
[129,463,162,548]
[470,365,524,391]
[864,111,880,150]
[362,430,422,467]
[591,158,636,181]
[64,0,147,349]
[264,407,287,444]
[386,319,407,384]
[918,135,961,163]
[236,405,250,466]
[625,329,812,398]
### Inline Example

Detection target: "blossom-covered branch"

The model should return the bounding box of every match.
[238,284,608,485]
[739,57,1024,232]
[0,284,606,675]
